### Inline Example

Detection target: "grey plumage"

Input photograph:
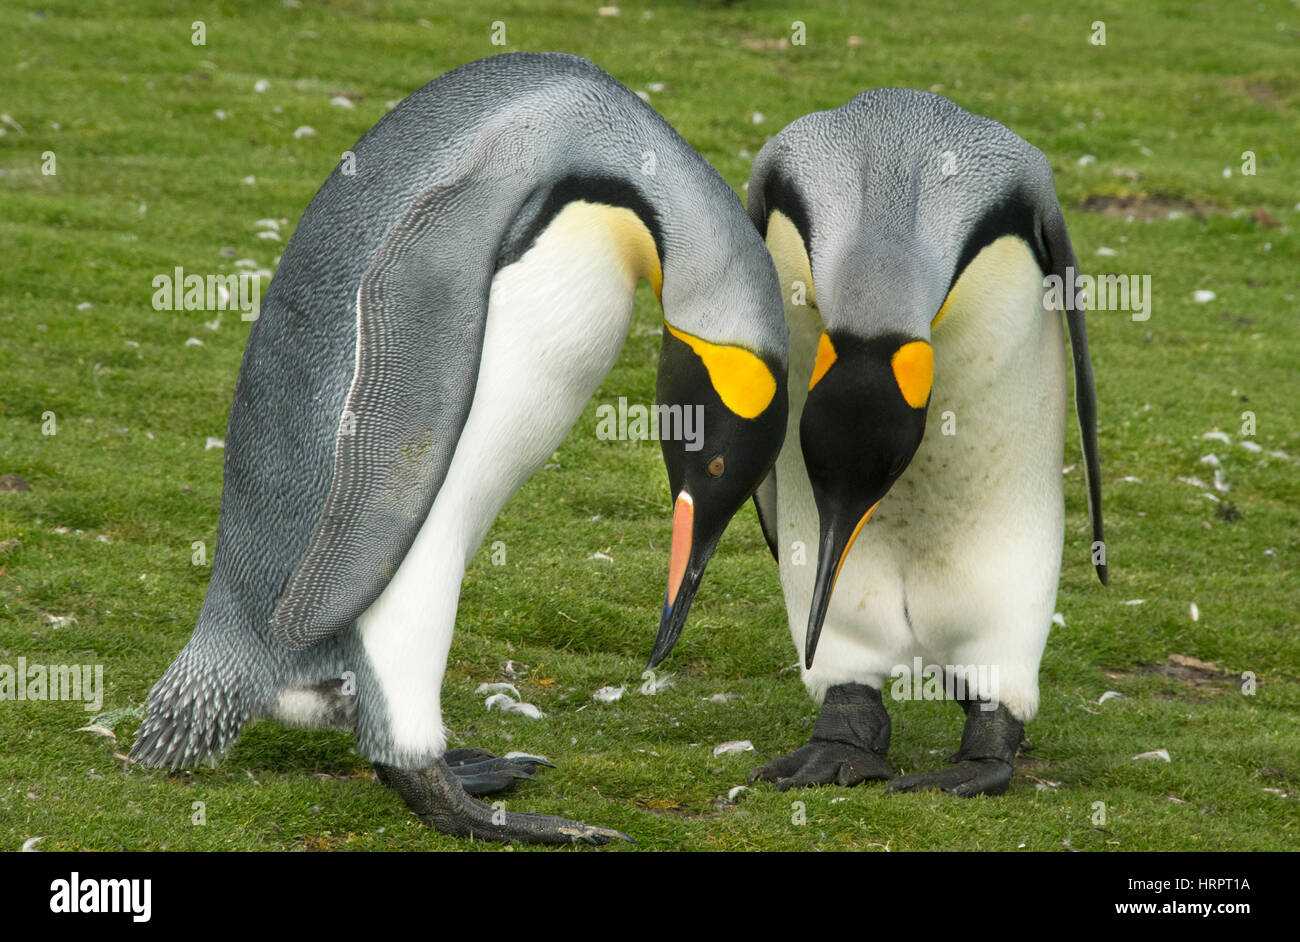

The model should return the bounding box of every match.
[131,53,786,773]
[750,88,1063,323]
[749,87,1104,577]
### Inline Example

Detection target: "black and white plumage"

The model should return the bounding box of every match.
[131,53,788,843]
[745,88,1105,796]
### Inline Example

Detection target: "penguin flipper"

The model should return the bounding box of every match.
[1042,209,1108,585]
[272,179,511,649]
[752,468,779,561]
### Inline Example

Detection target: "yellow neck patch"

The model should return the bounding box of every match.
[664,323,776,419]
[765,209,817,309]
[931,291,955,329]
[809,332,837,390]
[891,341,933,408]
[565,200,663,302]
[932,235,1035,329]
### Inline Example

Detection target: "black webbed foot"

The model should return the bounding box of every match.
[749,683,892,790]
[375,758,631,845]
[887,698,1023,797]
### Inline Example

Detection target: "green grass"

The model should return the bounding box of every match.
[1,0,1297,851]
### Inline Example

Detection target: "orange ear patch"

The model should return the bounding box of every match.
[664,324,777,419]
[891,341,933,408]
[809,332,837,390]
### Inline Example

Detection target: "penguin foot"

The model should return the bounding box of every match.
[887,759,1014,797]
[375,759,632,845]
[749,683,892,790]
[748,741,893,790]
[444,747,556,796]
[886,699,1023,797]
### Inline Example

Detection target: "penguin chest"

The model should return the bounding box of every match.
[774,234,1068,657]
[350,200,659,759]
[361,197,657,631]
[883,237,1067,575]
[437,200,658,556]
[864,237,1069,640]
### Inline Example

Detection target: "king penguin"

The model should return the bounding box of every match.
[732,88,1106,796]
[130,53,788,844]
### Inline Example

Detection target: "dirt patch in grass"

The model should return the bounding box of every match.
[635,794,739,819]
[1225,77,1292,108]
[634,795,689,815]
[296,830,365,851]
[1013,755,1067,791]
[1106,653,1241,698]
[1107,655,1295,701]
[0,474,31,491]
[1076,194,1226,221]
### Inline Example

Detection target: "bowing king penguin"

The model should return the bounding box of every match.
[717,88,1105,796]
[131,53,788,844]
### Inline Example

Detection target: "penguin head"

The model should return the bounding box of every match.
[799,330,932,668]
[647,322,787,668]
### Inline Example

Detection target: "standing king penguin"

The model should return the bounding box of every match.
[734,89,1105,796]
[131,53,788,844]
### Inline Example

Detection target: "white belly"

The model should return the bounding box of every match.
[355,201,650,758]
[774,235,1067,721]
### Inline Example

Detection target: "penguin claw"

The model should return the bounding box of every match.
[375,760,632,846]
[886,758,1014,797]
[749,742,893,790]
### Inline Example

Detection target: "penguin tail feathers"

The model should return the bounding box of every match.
[129,640,252,771]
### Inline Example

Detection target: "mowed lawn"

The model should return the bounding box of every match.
[1,0,1296,850]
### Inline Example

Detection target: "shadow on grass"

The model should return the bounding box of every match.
[221,723,367,775]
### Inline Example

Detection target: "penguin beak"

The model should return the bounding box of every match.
[804,501,879,669]
[648,491,718,668]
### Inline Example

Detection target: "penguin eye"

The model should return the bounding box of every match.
[707,456,725,477]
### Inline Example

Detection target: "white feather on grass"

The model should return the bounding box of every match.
[1132,749,1171,762]
[712,740,754,757]
[484,693,545,719]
